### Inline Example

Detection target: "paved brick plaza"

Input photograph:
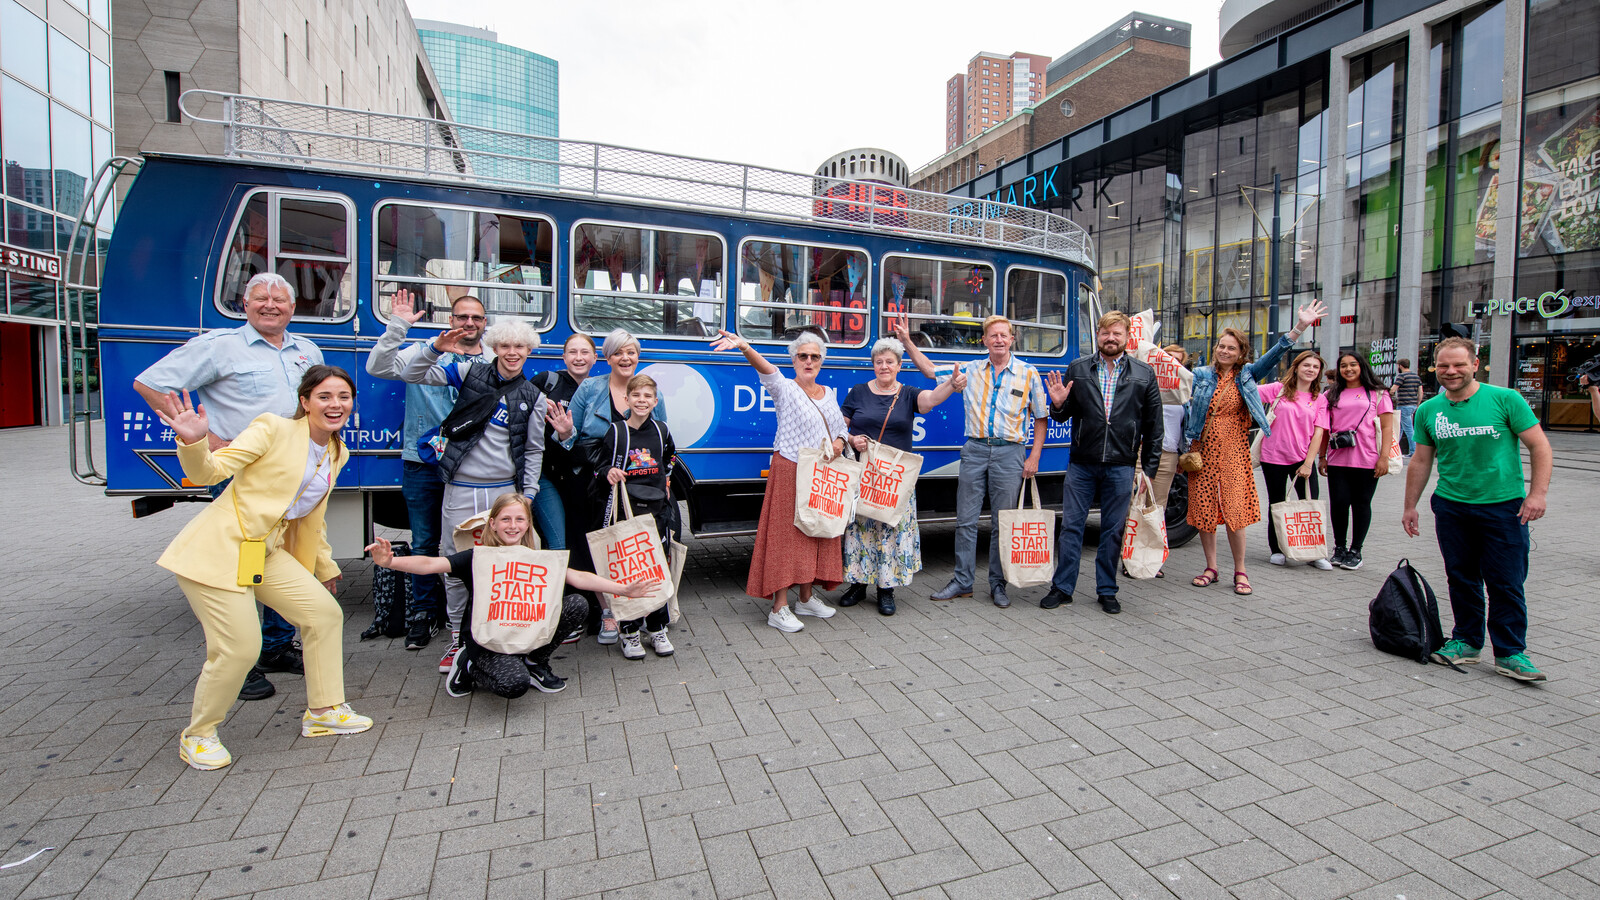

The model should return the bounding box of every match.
[2,424,1598,899]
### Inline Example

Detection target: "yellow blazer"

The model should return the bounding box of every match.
[157,414,347,592]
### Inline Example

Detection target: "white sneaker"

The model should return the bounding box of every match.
[178,734,231,771]
[792,597,836,618]
[1310,557,1334,570]
[768,607,804,632]
[649,629,675,657]
[1269,553,1287,566]
[619,631,646,660]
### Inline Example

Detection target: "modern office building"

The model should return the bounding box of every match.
[0,0,453,432]
[415,21,557,183]
[917,15,1191,196]
[942,0,1600,431]
[1,0,111,428]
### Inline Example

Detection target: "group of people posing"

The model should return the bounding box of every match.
[134,274,1555,772]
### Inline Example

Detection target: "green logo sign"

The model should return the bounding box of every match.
[1486,290,1573,318]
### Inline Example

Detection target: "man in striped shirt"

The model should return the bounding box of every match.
[900,314,1048,608]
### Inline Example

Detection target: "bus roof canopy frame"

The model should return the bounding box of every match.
[179,90,1095,273]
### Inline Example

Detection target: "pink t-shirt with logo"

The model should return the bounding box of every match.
[1257,381,1328,466]
[1316,386,1395,469]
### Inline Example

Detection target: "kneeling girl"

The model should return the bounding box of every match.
[367,492,657,697]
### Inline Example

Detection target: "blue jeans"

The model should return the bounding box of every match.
[1052,462,1134,599]
[532,476,567,550]
[402,460,447,627]
[1399,405,1417,456]
[1432,495,1530,657]
[208,479,295,654]
[953,440,1026,591]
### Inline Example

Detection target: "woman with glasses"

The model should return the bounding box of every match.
[710,327,848,633]
[550,329,668,645]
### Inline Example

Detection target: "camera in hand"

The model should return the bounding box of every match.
[1329,429,1358,450]
[1570,355,1600,385]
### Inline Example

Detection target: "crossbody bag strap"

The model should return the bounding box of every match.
[874,386,901,446]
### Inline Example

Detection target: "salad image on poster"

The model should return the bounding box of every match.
[1519,99,1600,257]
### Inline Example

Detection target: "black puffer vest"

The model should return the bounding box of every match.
[438,364,544,488]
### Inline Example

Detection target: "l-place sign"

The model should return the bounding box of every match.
[0,242,62,281]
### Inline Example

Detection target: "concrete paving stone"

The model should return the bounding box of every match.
[127,873,208,900]
[1091,775,1184,830]
[641,815,705,879]
[600,869,717,899]
[870,844,979,895]
[428,849,489,900]
[1186,836,1297,887]
[1372,833,1497,898]
[252,871,376,900]
[1141,858,1233,900]
[1265,854,1381,900]
[483,833,595,880]
[1072,838,1182,899]
[820,781,890,836]
[436,816,544,859]
[1481,830,1590,879]
[745,812,843,860]
[820,865,891,900]
[191,850,328,898]
[878,795,954,854]
[637,783,733,823]
[1042,806,1145,851]
[689,798,789,840]
[699,833,766,899]
[1537,867,1600,899]
[1113,820,1219,867]
[544,848,656,900]
[918,778,1011,818]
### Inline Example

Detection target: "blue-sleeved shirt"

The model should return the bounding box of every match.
[136,323,323,440]
[365,318,491,463]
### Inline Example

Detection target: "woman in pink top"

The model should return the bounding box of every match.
[1301,352,1396,571]
[1257,351,1332,570]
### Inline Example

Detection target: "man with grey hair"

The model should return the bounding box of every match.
[134,272,323,701]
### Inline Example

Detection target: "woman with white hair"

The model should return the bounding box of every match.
[551,328,668,644]
[710,327,848,632]
[400,318,548,671]
[837,338,966,615]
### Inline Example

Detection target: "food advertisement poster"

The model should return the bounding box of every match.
[1519,100,1600,257]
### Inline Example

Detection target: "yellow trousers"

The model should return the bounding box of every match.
[176,544,347,738]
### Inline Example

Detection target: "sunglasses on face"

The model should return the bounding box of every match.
[795,353,822,362]
[452,314,487,323]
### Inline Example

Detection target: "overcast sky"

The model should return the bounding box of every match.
[405,0,1224,176]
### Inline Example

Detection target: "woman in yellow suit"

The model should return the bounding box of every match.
[154,365,373,771]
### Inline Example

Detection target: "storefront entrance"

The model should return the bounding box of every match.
[0,322,43,428]
[1515,333,1600,432]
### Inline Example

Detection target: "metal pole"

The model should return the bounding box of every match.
[1268,172,1282,343]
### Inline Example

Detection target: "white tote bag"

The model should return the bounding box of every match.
[1249,396,1282,469]
[1376,420,1404,476]
[469,544,567,654]
[1119,473,1168,579]
[793,441,863,539]
[996,478,1056,588]
[1271,499,1332,562]
[857,440,923,526]
[586,483,674,622]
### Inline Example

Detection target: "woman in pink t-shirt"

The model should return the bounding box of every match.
[1257,351,1332,570]
[1301,352,1396,571]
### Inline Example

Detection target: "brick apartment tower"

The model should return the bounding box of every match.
[920,13,1190,192]
[946,51,1049,151]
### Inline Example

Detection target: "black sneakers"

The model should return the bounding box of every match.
[1337,549,1364,570]
[405,619,439,651]
[877,588,895,616]
[238,666,275,701]
[257,644,304,675]
[445,652,473,698]
[837,583,867,607]
[526,660,568,693]
[1040,588,1071,609]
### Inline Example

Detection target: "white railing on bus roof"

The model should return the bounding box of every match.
[178,90,1095,271]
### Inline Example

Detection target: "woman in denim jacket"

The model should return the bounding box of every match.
[1183,299,1327,593]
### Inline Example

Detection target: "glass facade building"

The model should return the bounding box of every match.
[0,0,112,427]
[947,0,1600,431]
[416,22,558,184]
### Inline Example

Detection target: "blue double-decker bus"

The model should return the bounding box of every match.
[74,92,1183,554]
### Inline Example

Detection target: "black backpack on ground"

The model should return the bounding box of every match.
[1369,558,1454,668]
[361,540,411,640]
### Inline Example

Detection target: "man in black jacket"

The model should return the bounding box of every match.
[1041,311,1163,613]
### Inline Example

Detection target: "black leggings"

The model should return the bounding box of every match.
[459,592,589,698]
[1260,461,1320,555]
[1326,465,1379,552]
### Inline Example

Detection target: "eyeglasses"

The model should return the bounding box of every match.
[795,353,823,362]
[452,314,487,323]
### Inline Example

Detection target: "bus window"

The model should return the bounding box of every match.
[736,239,867,346]
[1077,282,1100,356]
[571,221,724,338]
[217,189,355,321]
[1005,267,1067,356]
[880,254,994,351]
[375,202,554,329]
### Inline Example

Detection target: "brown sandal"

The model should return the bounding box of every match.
[1233,571,1253,595]
[1192,567,1219,587]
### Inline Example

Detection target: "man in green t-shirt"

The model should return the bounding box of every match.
[1402,338,1552,681]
